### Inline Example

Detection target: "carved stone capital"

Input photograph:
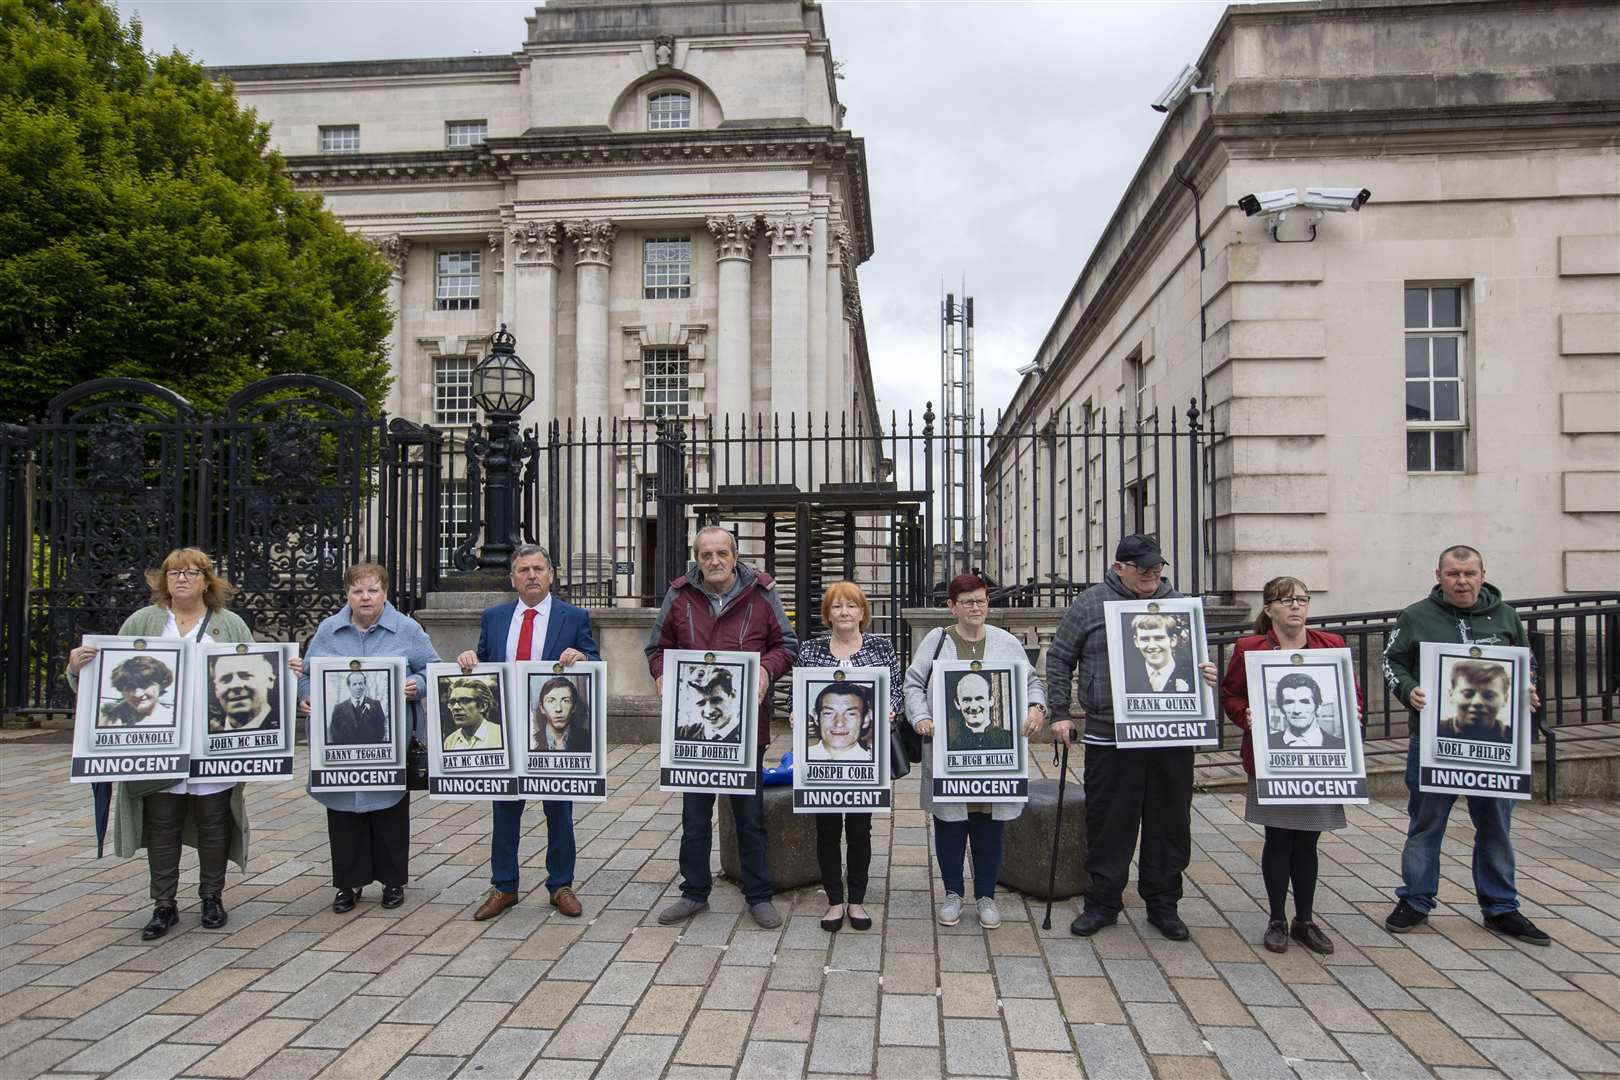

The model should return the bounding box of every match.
[843,283,862,321]
[566,219,618,265]
[830,224,852,268]
[763,213,812,258]
[486,231,506,271]
[509,220,561,266]
[706,214,757,262]
[371,233,411,276]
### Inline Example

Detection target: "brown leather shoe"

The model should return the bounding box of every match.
[1291,918,1335,955]
[1263,919,1288,953]
[550,886,583,917]
[473,888,519,921]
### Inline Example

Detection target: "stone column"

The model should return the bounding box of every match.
[489,229,510,329]
[508,221,562,430]
[373,234,411,420]
[706,214,756,432]
[807,212,829,426]
[764,214,811,430]
[566,220,618,422]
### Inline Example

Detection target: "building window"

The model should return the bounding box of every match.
[643,238,691,299]
[643,348,690,417]
[319,125,360,153]
[1404,284,1467,472]
[647,91,692,130]
[1127,351,1147,418]
[435,250,480,311]
[439,481,470,570]
[433,356,477,426]
[445,120,487,148]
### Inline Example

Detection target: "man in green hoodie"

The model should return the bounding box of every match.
[1381,545,1550,945]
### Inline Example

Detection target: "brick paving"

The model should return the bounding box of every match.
[0,740,1616,1080]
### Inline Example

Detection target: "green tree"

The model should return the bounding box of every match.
[0,0,393,421]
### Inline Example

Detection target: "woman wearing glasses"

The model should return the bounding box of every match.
[1219,576,1362,955]
[66,548,280,941]
[903,573,1047,929]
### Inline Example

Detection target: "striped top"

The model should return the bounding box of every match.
[796,633,905,716]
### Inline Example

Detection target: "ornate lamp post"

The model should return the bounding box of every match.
[465,325,535,572]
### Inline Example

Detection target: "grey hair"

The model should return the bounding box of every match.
[1437,545,1483,572]
[510,543,553,572]
[693,526,738,556]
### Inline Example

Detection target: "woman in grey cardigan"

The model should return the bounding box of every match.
[66,548,272,941]
[904,573,1047,929]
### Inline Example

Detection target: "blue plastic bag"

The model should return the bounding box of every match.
[761,750,794,786]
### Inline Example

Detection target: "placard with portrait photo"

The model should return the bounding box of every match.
[515,659,609,802]
[1103,597,1217,747]
[928,659,1029,803]
[307,655,407,792]
[791,666,892,813]
[658,649,760,795]
[1418,642,1532,799]
[1243,648,1367,804]
[71,635,191,782]
[187,642,298,781]
[423,663,518,799]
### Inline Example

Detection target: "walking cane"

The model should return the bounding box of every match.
[1042,735,1072,930]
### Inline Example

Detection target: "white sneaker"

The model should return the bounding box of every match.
[976,897,1001,928]
[938,893,963,926]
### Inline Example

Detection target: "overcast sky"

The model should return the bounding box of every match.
[122,0,1230,421]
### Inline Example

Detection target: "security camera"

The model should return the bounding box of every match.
[1237,189,1300,216]
[1302,187,1372,212]
[1150,63,1214,114]
[1015,360,1044,378]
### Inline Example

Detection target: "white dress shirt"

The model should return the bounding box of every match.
[505,594,554,662]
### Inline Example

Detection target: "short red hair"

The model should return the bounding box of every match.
[821,581,872,631]
[947,573,989,603]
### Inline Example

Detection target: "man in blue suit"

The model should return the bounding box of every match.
[457,543,599,920]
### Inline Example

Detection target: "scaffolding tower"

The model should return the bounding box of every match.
[940,290,976,583]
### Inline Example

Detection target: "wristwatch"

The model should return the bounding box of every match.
[1030,703,1048,719]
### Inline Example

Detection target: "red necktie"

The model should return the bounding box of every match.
[516,608,537,661]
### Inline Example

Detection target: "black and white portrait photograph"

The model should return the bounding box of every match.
[1259,666,1347,753]
[942,667,1014,754]
[805,678,876,762]
[658,649,760,795]
[438,673,506,752]
[674,660,745,746]
[206,648,282,735]
[96,650,181,729]
[1418,643,1532,799]
[1120,612,1195,697]
[323,667,393,747]
[1244,648,1367,805]
[1437,657,1513,746]
[529,673,593,755]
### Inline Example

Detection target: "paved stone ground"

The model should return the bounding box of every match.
[1,740,1616,1080]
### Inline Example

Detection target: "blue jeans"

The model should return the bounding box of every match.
[934,813,1003,900]
[679,778,772,905]
[490,799,575,894]
[1396,738,1518,916]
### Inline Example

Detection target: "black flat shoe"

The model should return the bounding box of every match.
[1070,908,1117,936]
[332,888,360,914]
[820,905,845,932]
[141,905,178,941]
[380,886,405,909]
[200,896,228,930]
[847,906,873,932]
[1148,911,1190,941]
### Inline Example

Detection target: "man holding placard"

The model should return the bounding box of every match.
[1046,534,1217,941]
[457,543,598,922]
[1381,544,1550,945]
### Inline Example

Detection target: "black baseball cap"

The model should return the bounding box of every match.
[1114,534,1167,569]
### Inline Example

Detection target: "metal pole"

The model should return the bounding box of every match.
[1042,738,1071,930]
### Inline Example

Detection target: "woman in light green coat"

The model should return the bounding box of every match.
[67,547,274,941]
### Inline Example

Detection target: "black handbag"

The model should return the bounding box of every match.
[406,737,429,790]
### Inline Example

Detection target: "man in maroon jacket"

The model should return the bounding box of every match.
[646,526,798,928]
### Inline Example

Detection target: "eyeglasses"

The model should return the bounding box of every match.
[1273,596,1310,608]
[953,598,989,609]
[166,569,203,580]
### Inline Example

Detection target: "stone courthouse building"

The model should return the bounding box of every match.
[988,0,1619,613]
[213,0,878,571]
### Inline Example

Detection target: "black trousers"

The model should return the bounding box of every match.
[144,790,233,904]
[815,813,871,905]
[327,797,410,889]
[1082,742,1194,917]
